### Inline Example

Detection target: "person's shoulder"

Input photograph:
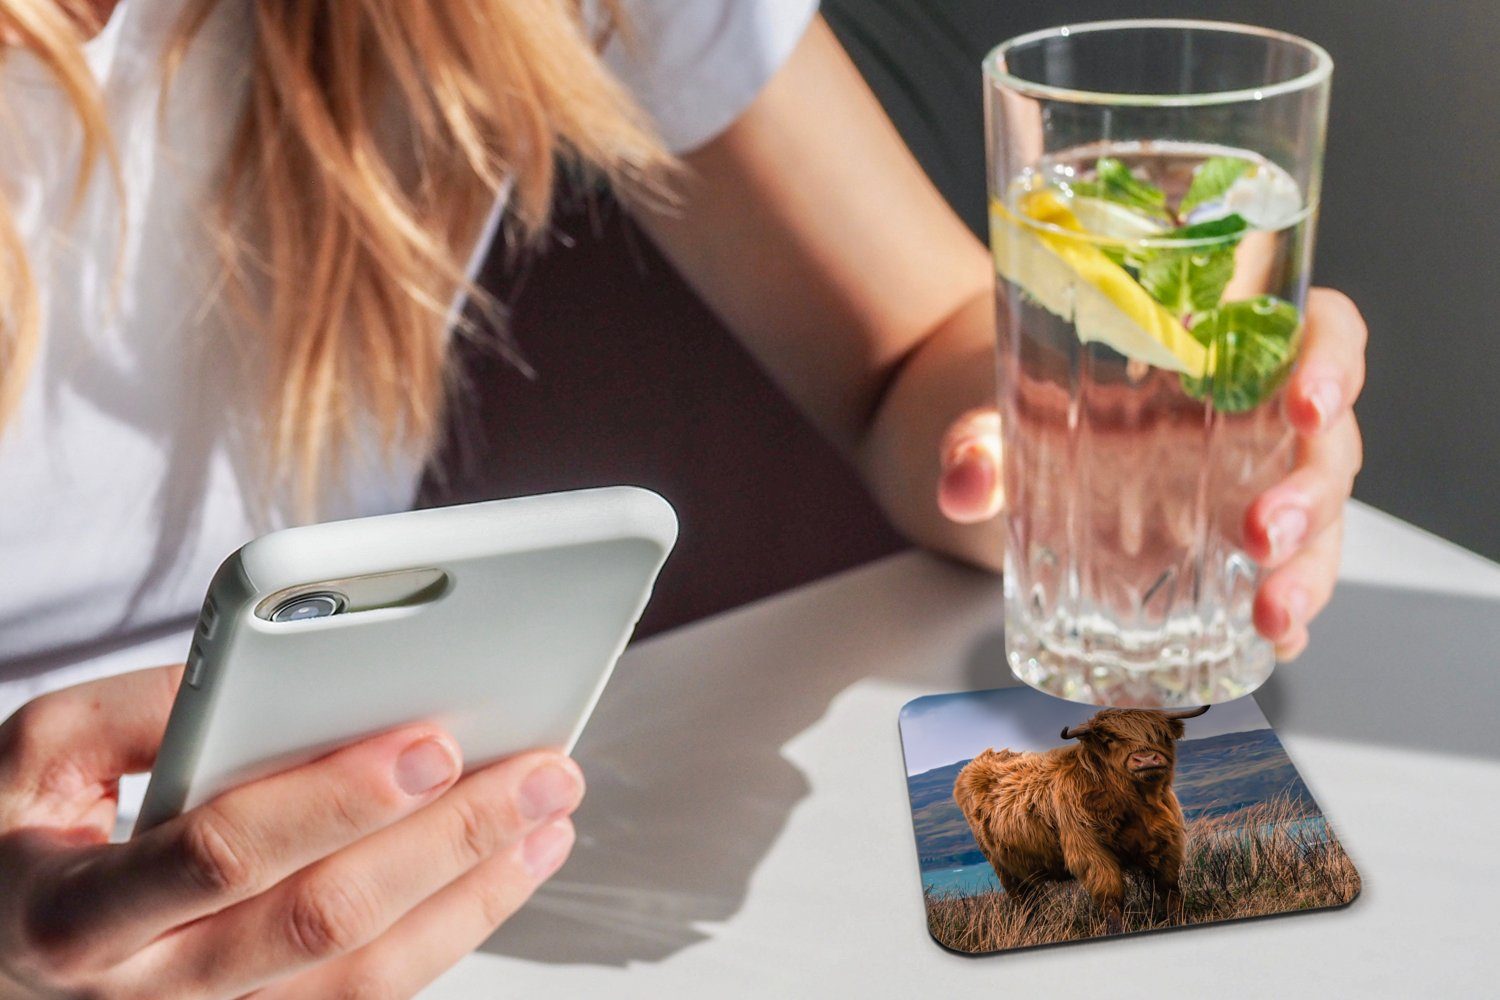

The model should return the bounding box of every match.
[600,0,820,154]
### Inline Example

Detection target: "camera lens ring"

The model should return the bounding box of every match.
[268,591,346,623]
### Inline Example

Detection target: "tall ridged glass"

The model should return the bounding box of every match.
[985,21,1332,706]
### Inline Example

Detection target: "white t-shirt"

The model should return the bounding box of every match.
[0,0,818,721]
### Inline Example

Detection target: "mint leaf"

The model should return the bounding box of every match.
[1179,156,1253,217]
[1172,215,1251,242]
[1073,157,1170,220]
[1099,244,1130,270]
[1180,296,1302,412]
[1138,251,1233,315]
[1135,215,1249,315]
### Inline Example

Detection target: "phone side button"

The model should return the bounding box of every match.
[185,643,205,689]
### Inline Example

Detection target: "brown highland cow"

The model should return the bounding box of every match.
[953,706,1210,931]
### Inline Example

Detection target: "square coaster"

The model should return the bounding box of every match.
[899,687,1360,953]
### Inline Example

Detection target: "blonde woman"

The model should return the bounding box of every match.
[0,1,1365,995]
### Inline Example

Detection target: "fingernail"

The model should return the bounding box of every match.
[940,442,1000,521]
[942,448,993,493]
[1283,587,1311,630]
[1307,379,1342,428]
[522,819,575,879]
[1265,506,1308,560]
[944,439,994,474]
[395,738,459,796]
[519,760,584,821]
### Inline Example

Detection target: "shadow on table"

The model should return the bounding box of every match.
[1257,580,1500,761]
[480,553,993,967]
[964,581,1500,762]
[480,563,1498,969]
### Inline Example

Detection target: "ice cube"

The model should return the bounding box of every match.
[1187,164,1303,230]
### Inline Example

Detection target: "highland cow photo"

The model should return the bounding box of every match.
[899,689,1361,954]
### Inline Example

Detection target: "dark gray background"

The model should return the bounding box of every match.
[825,0,1500,560]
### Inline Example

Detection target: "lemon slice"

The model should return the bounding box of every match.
[990,190,1208,378]
[1068,195,1169,241]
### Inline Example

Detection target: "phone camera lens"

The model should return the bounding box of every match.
[269,592,346,623]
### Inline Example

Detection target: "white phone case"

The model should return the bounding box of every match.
[134,486,677,834]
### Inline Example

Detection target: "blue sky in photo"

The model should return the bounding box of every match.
[899,688,1272,776]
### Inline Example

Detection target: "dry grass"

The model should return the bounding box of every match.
[925,792,1361,954]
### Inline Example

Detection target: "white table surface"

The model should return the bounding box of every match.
[420,500,1500,999]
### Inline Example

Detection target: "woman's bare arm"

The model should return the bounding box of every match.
[631,16,1001,566]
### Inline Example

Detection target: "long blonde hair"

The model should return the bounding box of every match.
[0,0,671,509]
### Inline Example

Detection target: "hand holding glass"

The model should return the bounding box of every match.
[986,21,1332,706]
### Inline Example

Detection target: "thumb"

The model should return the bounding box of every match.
[2,664,183,785]
[937,408,1003,524]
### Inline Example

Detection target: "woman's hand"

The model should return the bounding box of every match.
[1242,289,1366,658]
[938,287,1367,661]
[0,665,582,999]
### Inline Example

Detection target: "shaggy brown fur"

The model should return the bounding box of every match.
[953,707,1207,931]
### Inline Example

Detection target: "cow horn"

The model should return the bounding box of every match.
[1059,722,1092,740]
[1161,705,1210,720]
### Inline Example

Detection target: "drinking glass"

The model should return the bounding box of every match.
[985,20,1332,706]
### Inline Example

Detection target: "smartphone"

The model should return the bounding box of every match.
[133,486,677,834]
